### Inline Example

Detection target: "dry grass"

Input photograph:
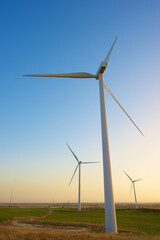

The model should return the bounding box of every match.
[0,226,159,240]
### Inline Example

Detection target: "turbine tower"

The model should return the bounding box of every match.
[124,170,143,209]
[23,36,143,233]
[67,144,99,211]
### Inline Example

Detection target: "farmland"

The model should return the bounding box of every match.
[0,207,47,223]
[43,208,160,236]
[0,206,160,239]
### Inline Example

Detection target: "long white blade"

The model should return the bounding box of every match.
[104,36,118,65]
[23,72,96,79]
[67,144,79,163]
[69,164,79,185]
[82,161,99,164]
[133,178,143,182]
[124,170,132,181]
[104,83,144,136]
[130,182,133,195]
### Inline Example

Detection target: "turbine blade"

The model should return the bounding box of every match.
[134,178,143,182]
[104,36,118,64]
[67,144,79,163]
[23,72,96,79]
[69,164,79,185]
[130,182,133,195]
[82,161,99,164]
[104,83,144,136]
[123,170,132,181]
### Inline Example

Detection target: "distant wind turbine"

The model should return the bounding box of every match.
[23,36,143,233]
[9,180,15,207]
[124,170,143,209]
[67,144,99,211]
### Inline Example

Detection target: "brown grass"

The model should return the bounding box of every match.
[0,226,159,240]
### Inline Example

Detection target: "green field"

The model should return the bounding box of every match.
[43,208,160,236]
[0,208,47,222]
[44,208,105,224]
[0,207,160,236]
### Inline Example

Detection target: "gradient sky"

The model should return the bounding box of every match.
[0,0,160,204]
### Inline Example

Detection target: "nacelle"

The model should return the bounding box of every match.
[96,61,107,79]
[99,61,107,73]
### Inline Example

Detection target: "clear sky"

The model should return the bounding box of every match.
[0,0,160,204]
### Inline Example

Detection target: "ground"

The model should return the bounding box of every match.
[0,205,160,240]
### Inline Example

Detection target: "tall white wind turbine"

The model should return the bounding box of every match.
[23,36,143,233]
[67,144,99,212]
[124,170,143,209]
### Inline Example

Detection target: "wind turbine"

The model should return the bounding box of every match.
[67,144,99,212]
[23,36,143,233]
[9,180,15,207]
[124,170,143,209]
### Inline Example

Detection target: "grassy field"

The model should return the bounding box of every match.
[43,208,160,236]
[117,209,160,236]
[44,208,105,224]
[0,207,160,239]
[0,208,47,222]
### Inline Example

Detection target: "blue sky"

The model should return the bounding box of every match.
[0,0,160,203]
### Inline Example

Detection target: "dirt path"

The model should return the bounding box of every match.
[10,208,90,232]
[12,219,89,232]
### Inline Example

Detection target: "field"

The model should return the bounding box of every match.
[0,206,160,239]
[43,208,160,235]
[0,207,47,222]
